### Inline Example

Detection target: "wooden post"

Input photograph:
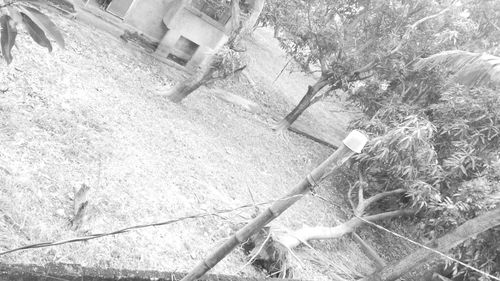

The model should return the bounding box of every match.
[180,131,368,281]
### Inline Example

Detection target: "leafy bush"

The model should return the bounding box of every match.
[349,66,500,279]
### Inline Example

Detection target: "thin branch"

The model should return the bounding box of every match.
[363,188,407,210]
[351,232,386,269]
[348,182,356,211]
[362,209,416,222]
[390,6,451,55]
[239,230,272,271]
[358,172,365,207]
[352,5,451,77]
[273,58,292,84]
[483,11,500,32]
[307,1,328,73]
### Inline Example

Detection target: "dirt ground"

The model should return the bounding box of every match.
[0,12,375,281]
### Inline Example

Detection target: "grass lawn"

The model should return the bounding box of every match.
[0,11,376,280]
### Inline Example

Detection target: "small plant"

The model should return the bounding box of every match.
[0,0,74,64]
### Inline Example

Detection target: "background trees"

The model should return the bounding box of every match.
[263,0,497,132]
[254,0,500,279]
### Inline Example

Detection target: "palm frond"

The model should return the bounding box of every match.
[414,50,500,88]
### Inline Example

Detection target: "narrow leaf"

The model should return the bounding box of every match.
[0,15,18,64]
[23,0,76,13]
[21,12,52,52]
[19,6,64,48]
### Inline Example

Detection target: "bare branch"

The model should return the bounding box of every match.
[358,172,365,207]
[363,188,407,210]
[348,182,356,211]
[362,209,416,222]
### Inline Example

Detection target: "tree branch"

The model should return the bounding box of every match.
[362,209,417,222]
[389,6,451,55]
[351,5,451,77]
[362,188,407,211]
[278,209,416,249]
[352,232,387,270]
[348,182,356,211]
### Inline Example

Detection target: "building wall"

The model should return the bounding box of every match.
[156,1,230,69]
[123,0,171,41]
[105,0,230,70]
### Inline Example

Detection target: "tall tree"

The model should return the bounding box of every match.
[268,0,467,131]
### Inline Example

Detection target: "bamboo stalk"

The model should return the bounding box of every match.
[181,131,368,281]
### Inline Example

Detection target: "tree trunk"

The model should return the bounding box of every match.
[167,67,216,103]
[274,76,330,131]
[167,0,243,103]
[242,0,265,36]
[278,209,416,249]
[360,207,500,281]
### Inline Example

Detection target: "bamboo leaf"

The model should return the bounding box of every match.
[19,6,64,48]
[21,12,52,52]
[0,15,18,64]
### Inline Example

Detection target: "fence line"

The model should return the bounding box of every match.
[0,195,304,256]
[2,189,498,281]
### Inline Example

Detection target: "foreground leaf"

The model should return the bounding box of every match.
[23,0,76,13]
[19,6,64,48]
[21,12,52,52]
[0,15,18,64]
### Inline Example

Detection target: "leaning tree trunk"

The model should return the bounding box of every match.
[167,65,216,103]
[274,75,330,131]
[360,207,500,281]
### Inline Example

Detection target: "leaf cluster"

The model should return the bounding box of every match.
[0,0,73,64]
[350,67,500,280]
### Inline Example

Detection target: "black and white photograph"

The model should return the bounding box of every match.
[0,0,499,280]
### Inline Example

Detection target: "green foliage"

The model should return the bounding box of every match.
[452,226,500,280]
[350,71,500,280]
[0,0,72,64]
[430,86,500,178]
[208,44,246,81]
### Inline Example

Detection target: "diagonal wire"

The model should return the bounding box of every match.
[355,215,500,281]
[312,193,500,281]
[0,195,304,256]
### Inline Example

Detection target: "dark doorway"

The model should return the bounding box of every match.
[167,36,200,66]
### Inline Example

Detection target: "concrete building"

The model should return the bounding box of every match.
[84,0,234,70]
